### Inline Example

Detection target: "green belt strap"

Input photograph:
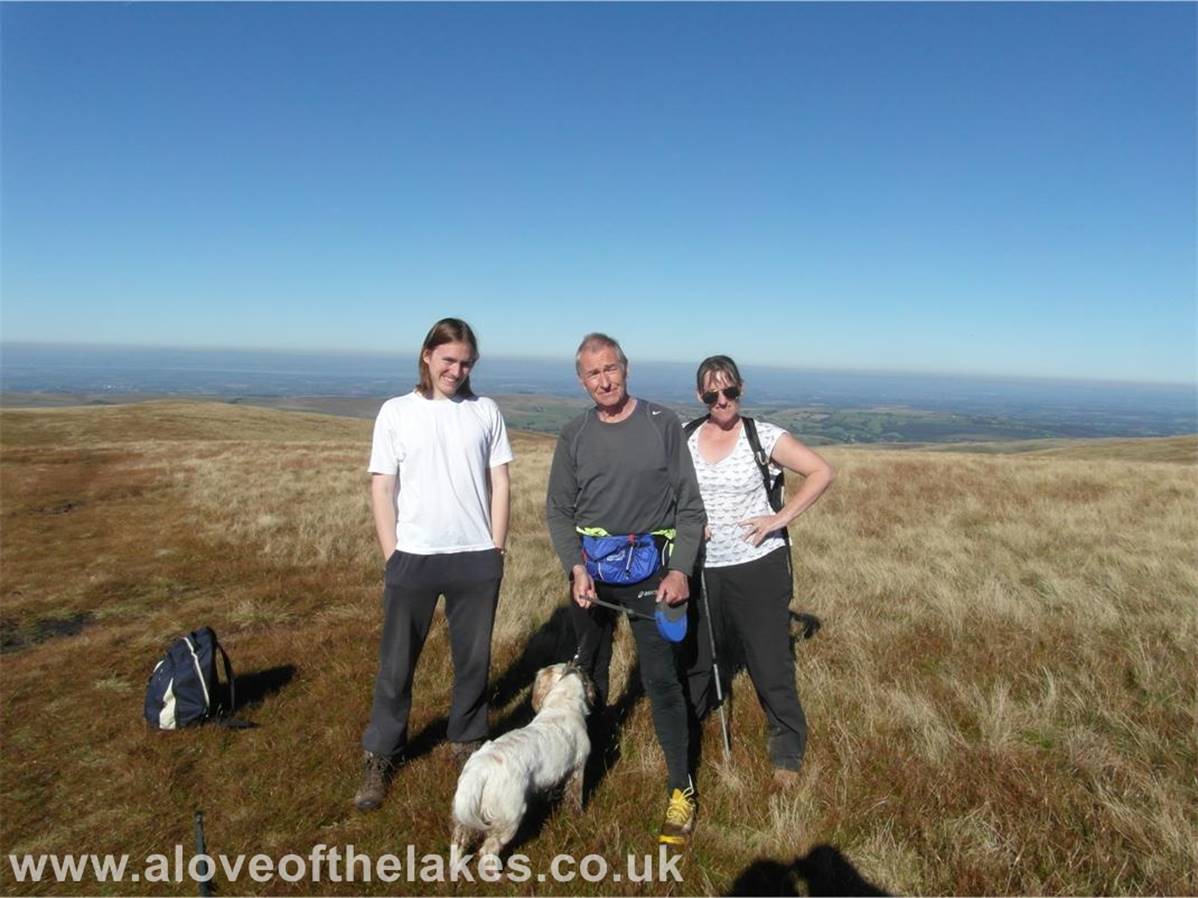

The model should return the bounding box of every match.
[576,526,676,540]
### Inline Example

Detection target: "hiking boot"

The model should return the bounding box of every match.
[450,739,483,770]
[352,751,396,811]
[658,786,697,846]
[771,767,801,792]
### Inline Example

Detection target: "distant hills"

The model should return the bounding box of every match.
[2,343,1194,444]
[3,393,1197,453]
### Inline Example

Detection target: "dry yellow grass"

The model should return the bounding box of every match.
[891,434,1198,464]
[2,401,1196,895]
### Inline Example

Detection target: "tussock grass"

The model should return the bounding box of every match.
[877,434,1198,464]
[2,402,1196,895]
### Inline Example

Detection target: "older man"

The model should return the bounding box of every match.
[545,332,706,847]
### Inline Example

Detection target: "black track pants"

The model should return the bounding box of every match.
[687,547,807,772]
[362,548,503,757]
[569,570,692,793]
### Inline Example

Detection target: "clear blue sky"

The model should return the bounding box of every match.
[2,2,1194,384]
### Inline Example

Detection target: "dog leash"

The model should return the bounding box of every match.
[581,593,687,643]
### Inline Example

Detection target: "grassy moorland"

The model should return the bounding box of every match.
[1,401,1195,896]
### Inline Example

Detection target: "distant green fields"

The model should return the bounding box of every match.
[488,397,1098,445]
[757,405,1066,445]
[3,391,1192,447]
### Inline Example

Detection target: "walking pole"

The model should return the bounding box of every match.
[700,570,732,761]
[194,810,212,897]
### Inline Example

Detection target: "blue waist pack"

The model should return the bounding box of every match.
[580,530,670,585]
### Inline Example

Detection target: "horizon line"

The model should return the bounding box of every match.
[1,339,1195,391]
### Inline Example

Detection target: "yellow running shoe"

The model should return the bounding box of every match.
[658,786,696,846]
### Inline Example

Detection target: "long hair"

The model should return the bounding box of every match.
[417,318,479,398]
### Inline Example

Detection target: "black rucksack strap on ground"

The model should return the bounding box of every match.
[213,717,257,729]
[215,641,236,715]
[212,641,255,727]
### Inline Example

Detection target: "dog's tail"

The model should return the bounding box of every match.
[452,756,524,836]
[452,761,494,831]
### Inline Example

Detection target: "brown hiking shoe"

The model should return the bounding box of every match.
[450,739,483,770]
[352,751,396,811]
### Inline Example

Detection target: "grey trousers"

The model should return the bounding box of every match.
[361,548,503,757]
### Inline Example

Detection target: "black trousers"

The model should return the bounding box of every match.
[687,547,808,772]
[362,548,503,757]
[569,570,692,793]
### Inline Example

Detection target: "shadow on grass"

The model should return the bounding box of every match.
[727,844,890,897]
[406,606,580,764]
[0,611,96,654]
[583,659,644,802]
[460,606,649,854]
[406,717,449,763]
[401,605,651,851]
[502,659,645,856]
[233,664,296,709]
[489,605,579,720]
[490,605,648,804]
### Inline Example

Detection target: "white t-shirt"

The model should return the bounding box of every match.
[368,391,513,555]
[687,419,786,568]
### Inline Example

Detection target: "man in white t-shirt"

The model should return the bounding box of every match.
[353,319,513,812]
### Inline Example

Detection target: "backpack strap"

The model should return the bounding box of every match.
[213,717,257,730]
[211,637,257,729]
[746,418,795,598]
[742,417,791,550]
[688,414,773,486]
[215,641,236,715]
[741,417,772,494]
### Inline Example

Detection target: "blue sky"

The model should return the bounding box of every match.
[2,2,1194,384]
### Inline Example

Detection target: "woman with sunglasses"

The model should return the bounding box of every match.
[685,354,835,789]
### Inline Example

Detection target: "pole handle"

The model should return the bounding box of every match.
[194,810,212,897]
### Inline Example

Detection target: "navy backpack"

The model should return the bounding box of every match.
[144,627,240,730]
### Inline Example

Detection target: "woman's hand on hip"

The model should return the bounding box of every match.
[739,514,783,547]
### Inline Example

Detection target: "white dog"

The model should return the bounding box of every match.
[451,662,595,862]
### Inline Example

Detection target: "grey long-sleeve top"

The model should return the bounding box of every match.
[544,399,707,576]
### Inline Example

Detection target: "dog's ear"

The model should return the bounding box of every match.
[578,669,598,712]
[531,665,560,713]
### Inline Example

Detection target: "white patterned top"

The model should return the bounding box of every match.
[687,419,787,568]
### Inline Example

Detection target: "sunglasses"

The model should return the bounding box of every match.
[701,385,741,406]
